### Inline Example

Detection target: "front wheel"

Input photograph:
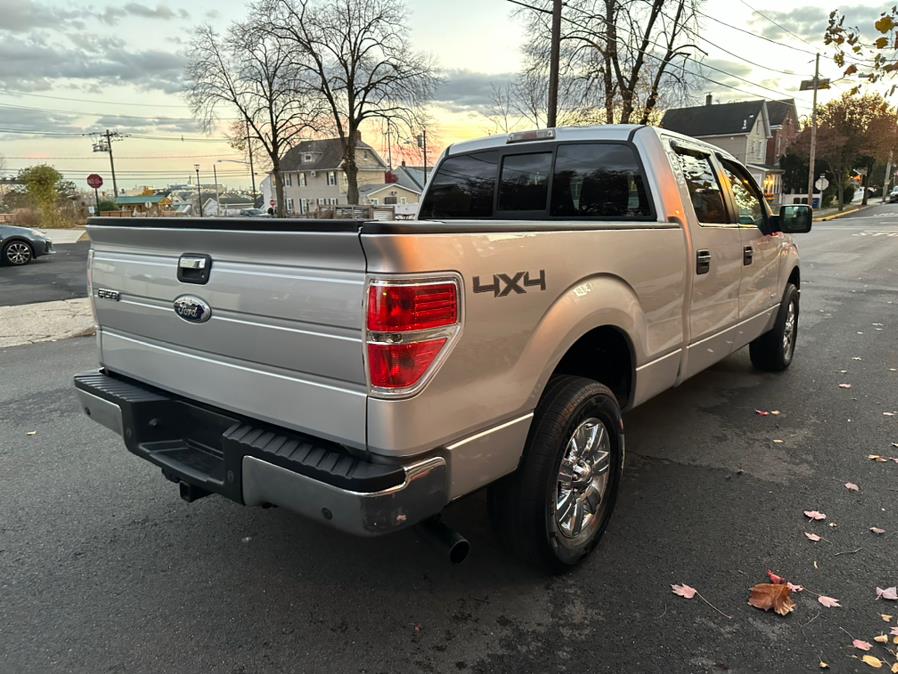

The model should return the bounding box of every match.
[488,376,624,573]
[3,240,33,266]
[749,283,799,372]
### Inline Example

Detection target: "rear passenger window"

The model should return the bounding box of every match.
[418,151,498,219]
[550,144,651,218]
[497,153,552,211]
[673,151,728,224]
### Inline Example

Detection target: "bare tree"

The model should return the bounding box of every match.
[515,0,699,125]
[186,19,321,217]
[262,0,438,204]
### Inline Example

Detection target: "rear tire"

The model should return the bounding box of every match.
[749,283,799,372]
[488,376,624,573]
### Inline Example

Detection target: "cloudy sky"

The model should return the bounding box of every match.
[0,0,885,191]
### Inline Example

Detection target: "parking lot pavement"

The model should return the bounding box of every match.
[2,210,897,673]
[1,242,89,306]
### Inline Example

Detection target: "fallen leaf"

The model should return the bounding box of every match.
[861,655,883,669]
[874,634,889,644]
[853,356,863,360]
[871,527,886,535]
[892,443,898,448]
[868,455,888,462]
[891,627,898,635]
[787,582,805,592]
[882,614,894,623]
[768,570,785,584]
[854,639,874,651]
[839,383,853,389]
[755,409,770,416]
[804,510,827,521]
[805,532,822,542]
[25,431,36,436]
[819,661,829,669]
[891,368,897,372]
[884,412,895,417]
[748,583,795,616]
[671,583,697,599]
[771,410,781,416]
[890,662,898,673]
[773,439,784,444]
[845,482,860,492]
[876,587,898,601]
[828,522,838,528]
[818,595,840,608]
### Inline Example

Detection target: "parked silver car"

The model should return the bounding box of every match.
[0,225,54,266]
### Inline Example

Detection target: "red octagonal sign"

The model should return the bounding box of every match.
[87,174,103,189]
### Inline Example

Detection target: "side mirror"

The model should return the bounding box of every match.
[775,204,812,234]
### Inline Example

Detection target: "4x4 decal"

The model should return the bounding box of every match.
[473,270,546,297]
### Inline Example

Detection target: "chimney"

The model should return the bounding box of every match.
[354,129,362,143]
[705,93,713,106]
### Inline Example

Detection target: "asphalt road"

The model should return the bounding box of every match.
[2,208,897,673]
[0,242,89,306]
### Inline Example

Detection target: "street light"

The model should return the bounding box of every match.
[194,164,203,217]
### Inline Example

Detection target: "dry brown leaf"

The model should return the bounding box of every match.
[818,595,840,608]
[671,583,697,599]
[845,482,860,491]
[861,655,883,669]
[771,410,781,416]
[890,662,898,673]
[871,527,887,535]
[819,661,829,669]
[804,510,827,521]
[881,614,893,622]
[773,439,784,444]
[805,532,823,542]
[839,383,853,389]
[748,583,795,616]
[874,634,889,644]
[877,587,898,601]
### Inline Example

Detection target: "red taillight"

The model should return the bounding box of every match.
[367,339,447,389]
[367,282,458,332]
[366,279,461,393]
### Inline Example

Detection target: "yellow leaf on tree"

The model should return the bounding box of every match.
[862,654,883,669]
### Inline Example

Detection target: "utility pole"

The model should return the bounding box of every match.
[212,163,220,216]
[547,0,563,128]
[417,129,428,184]
[90,129,123,197]
[799,54,829,208]
[245,119,257,205]
[386,120,393,170]
[194,164,203,217]
[882,150,893,203]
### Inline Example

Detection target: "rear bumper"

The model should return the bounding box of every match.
[73,370,448,536]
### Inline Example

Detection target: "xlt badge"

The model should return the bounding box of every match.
[473,270,546,297]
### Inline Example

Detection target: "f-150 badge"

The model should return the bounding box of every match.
[473,270,546,297]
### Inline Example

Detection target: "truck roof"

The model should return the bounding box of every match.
[445,124,737,163]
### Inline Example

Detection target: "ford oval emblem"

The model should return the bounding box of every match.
[173,295,211,323]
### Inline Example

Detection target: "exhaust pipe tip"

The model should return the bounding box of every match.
[417,517,470,564]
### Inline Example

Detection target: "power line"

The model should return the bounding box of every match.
[736,0,814,48]
[693,9,818,57]
[0,127,233,142]
[0,88,193,109]
[0,100,241,124]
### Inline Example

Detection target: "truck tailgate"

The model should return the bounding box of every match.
[87,219,367,449]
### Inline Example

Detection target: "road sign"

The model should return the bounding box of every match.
[87,174,103,189]
[270,199,276,207]
[815,176,830,191]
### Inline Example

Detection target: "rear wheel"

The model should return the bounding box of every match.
[3,240,33,266]
[749,283,799,372]
[488,376,624,573]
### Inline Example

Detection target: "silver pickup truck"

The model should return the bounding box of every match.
[75,125,811,571]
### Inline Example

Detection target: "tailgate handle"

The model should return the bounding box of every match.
[178,254,213,285]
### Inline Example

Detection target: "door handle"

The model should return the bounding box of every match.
[696,250,711,275]
[743,246,753,265]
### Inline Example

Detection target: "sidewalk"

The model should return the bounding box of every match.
[43,228,88,244]
[813,204,869,221]
[0,298,94,348]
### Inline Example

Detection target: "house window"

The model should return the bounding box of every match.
[285,172,292,186]
[300,173,307,187]
[399,197,407,205]
[370,198,379,206]
[303,154,313,163]
[327,171,337,186]
[286,198,294,213]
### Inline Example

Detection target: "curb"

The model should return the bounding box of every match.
[814,205,869,222]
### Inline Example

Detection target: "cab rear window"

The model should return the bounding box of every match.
[419,142,654,220]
